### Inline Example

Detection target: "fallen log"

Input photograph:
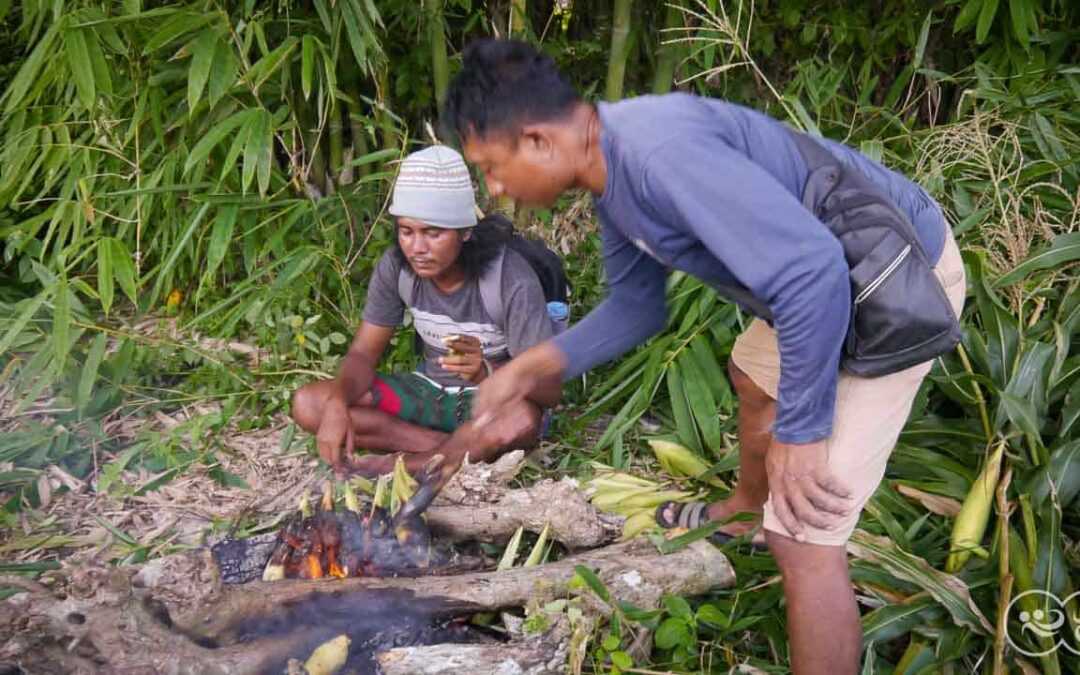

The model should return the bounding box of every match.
[424,450,621,547]
[1,538,734,674]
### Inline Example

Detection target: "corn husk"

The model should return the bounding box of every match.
[648,439,724,487]
[946,438,1006,572]
[620,510,660,540]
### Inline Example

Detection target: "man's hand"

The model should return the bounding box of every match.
[765,439,853,542]
[316,393,354,473]
[440,334,486,384]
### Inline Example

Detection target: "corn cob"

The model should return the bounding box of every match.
[304,634,350,675]
[946,438,1006,572]
[648,439,724,487]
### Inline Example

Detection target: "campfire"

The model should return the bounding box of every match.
[0,451,736,675]
[212,460,483,586]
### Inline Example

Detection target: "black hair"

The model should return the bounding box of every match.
[441,38,580,143]
[391,214,511,280]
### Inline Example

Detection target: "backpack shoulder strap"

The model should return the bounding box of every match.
[478,246,507,325]
[397,262,418,306]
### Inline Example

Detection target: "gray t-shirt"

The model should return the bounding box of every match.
[363,248,554,387]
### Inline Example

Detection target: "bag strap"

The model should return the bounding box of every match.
[477,246,507,325]
[397,262,418,306]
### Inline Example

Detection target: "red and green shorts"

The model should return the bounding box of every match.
[368,372,475,433]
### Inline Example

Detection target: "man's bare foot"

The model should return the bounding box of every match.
[706,496,765,540]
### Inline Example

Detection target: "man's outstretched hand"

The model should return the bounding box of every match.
[473,341,566,445]
[316,393,354,474]
[765,439,854,542]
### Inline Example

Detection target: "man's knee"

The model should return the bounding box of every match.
[729,360,773,410]
[766,530,847,580]
[290,385,323,432]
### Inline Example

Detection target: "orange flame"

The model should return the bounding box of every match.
[305,554,324,579]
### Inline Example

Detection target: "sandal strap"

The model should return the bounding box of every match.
[676,501,708,529]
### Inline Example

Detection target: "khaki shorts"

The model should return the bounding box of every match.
[731,230,966,546]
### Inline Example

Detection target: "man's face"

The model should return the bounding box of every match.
[463,131,572,207]
[396,218,468,279]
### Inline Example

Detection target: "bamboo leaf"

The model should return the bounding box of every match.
[339,0,369,66]
[847,530,994,634]
[148,202,211,306]
[203,205,237,285]
[187,28,218,113]
[247,36,298,90]
[52,278,70,366]
[666,365,703,455]
[0,288,51,356]
[84,28,112,101]
[65,28,96,110]
[183,108,255,175]
[1009,0,1031,47]
[143,12,211,54]
[109,238,138,305]
[242,109,269,195]
[975,0,1000,43]
[97,237,114,314]
[954,0,983,32]
[207,39,237,108]
[572,564,611,603]
[77,332,108,415]
[678,354,721,454]
[302,35,316,101]
[256,110,273,196]
[4,22,59,114]
[912,11,932,73]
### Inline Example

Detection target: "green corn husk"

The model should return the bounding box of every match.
[946,438,1006,572]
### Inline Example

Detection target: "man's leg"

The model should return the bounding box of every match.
[767,533,861,674]
[290,380,448,455]
[659,320,778,539]
[702,360,775,534]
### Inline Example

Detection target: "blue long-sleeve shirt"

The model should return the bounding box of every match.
[552,94,947,444]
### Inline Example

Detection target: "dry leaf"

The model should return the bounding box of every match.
[896,484,962,518]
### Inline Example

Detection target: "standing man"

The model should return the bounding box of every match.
[442,39,965,674]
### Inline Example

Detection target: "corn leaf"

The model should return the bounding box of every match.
[847,530,993,634]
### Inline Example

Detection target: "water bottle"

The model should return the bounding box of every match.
[546,301,570,334]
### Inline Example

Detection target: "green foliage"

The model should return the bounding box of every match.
[1,1,1079,673]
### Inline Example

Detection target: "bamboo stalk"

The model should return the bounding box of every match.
[652,1,682,94]
[510,0,529,36]
[605,0,633,101]
[328,106,344,193]
[427,0,449,112]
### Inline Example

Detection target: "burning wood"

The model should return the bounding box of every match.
[214,457,485,585]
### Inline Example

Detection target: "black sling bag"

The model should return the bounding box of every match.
[790,131,962,377]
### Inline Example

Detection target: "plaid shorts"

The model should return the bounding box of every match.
[368,372,475,433]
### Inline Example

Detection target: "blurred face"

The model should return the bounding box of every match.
[463,130,574,207]
[396,218,469,279]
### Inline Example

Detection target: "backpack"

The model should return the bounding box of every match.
[396,214,570,346]
[790,131,961,377]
